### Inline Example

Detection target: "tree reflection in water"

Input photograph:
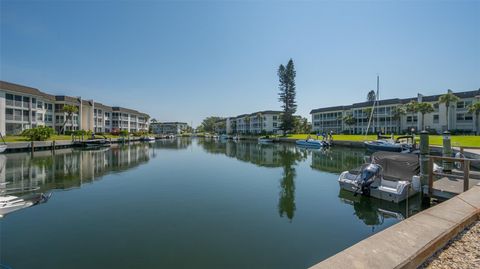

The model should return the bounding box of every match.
[277,145,305,221]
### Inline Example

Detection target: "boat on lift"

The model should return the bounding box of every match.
[338,151,421,203]
[364,135,415,153]
[296,139,328,148]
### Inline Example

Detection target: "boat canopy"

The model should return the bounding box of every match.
[371,151,419,181]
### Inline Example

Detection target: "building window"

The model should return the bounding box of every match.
[14,95,22,107]
[23,96,30,108]
[456,113,473,121]
[6,108,13,120]
[407,116,418,123]
[434,103,439,109]
[37,113,43,121]
[6,123,23,135]
[14,109,22,121]
[6,94,13,106]
[433,114,439,123]
[23,110,30,121]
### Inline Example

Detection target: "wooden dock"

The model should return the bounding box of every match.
[427,155,480,200]
[430,176,480,200]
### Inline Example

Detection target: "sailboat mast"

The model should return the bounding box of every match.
[376,75,379,134]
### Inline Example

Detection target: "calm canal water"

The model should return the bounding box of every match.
[0,138,422,269]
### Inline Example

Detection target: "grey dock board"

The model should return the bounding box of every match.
[431,176,480,199]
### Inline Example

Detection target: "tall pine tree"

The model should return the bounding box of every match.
[278,59,297,135]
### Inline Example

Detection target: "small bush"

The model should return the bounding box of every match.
[21,126,55,141]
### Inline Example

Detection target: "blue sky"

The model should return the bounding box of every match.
[1,1,479,126]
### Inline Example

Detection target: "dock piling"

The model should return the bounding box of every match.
[442,131,453,173]
[420,131,429,189]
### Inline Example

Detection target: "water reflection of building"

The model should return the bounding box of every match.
[199,140,302,168]
[1,143,151,194]
[198,139,306,221]
[155,138,192,150]
[311,148,366,174]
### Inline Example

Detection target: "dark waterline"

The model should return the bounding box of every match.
[0,138,422,269]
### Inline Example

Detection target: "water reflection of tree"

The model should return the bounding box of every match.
[277,146,304,221]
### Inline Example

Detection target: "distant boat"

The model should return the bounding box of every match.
[142,136,156,142]
[364,135,414,153]
[296,139,327,148]
[364,140,403,152]
[75,139,110,149]
[220,134,231,140]
[258,136,273,144]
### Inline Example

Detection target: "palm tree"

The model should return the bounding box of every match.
[417,102,434,131]
[367,90,376,102]
[342,114,356,134]
[438,89,460,131]
[60,104,79,134]
[467,102,480,135]
[391,105,406,134]
[405,100,419,131]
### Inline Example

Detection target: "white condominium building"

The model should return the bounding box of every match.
[215,110,283,135]
[151,122,189,135]
[310,89,480,134]
[0,81,150,135]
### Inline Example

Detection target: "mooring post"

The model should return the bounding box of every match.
[419,131,429,190]
[442,131,453,173]
[30,141,35,155]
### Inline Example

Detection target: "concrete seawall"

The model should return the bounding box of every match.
[309,184,480,269]
[4,137,145,153]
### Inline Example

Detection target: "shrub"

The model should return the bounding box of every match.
[21,126,55,141]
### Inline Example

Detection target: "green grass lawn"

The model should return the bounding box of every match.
[280,134,480,147]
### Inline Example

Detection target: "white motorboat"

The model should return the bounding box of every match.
[0,132,6,153]
[0,193,52,218]
[143,136,156,142]
[338,151,421,203]
[220,134,231,140]
[364,139,405,152]
[258,137,274,144]
[296,139,327,148]
[364,135,414,153]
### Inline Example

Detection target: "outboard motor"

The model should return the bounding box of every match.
[358,164,381,196]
